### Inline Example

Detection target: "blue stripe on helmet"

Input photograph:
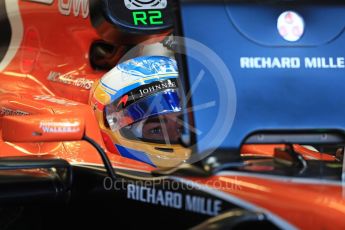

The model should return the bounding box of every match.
[115,144,156,167]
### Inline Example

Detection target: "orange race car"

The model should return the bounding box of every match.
[0,0,344,229]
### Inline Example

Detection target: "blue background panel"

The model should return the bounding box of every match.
[180,2,345,152]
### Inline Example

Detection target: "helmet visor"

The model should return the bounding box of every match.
[105,89,181,141]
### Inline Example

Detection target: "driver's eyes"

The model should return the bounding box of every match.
[150,126,183,135]
[150,127,162,135]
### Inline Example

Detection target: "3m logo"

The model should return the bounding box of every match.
[58,0,89,18]
[124,0,167,10]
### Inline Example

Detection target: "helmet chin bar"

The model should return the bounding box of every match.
[113,130,191,169]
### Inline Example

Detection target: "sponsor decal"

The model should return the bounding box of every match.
[113,78,178,110]
[0,107,29,116]
[34,95,79,106]
[116,95,129,110]
[138,79,176,98]
[58,0,89,18]
[23,0,89,18]
[39,121,80,133]
[48,71,94,90]
[127,184,222,216]
[240,57,345,69]
[277,11,304,42]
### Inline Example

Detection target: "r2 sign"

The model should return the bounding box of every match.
[132,11,164,26]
